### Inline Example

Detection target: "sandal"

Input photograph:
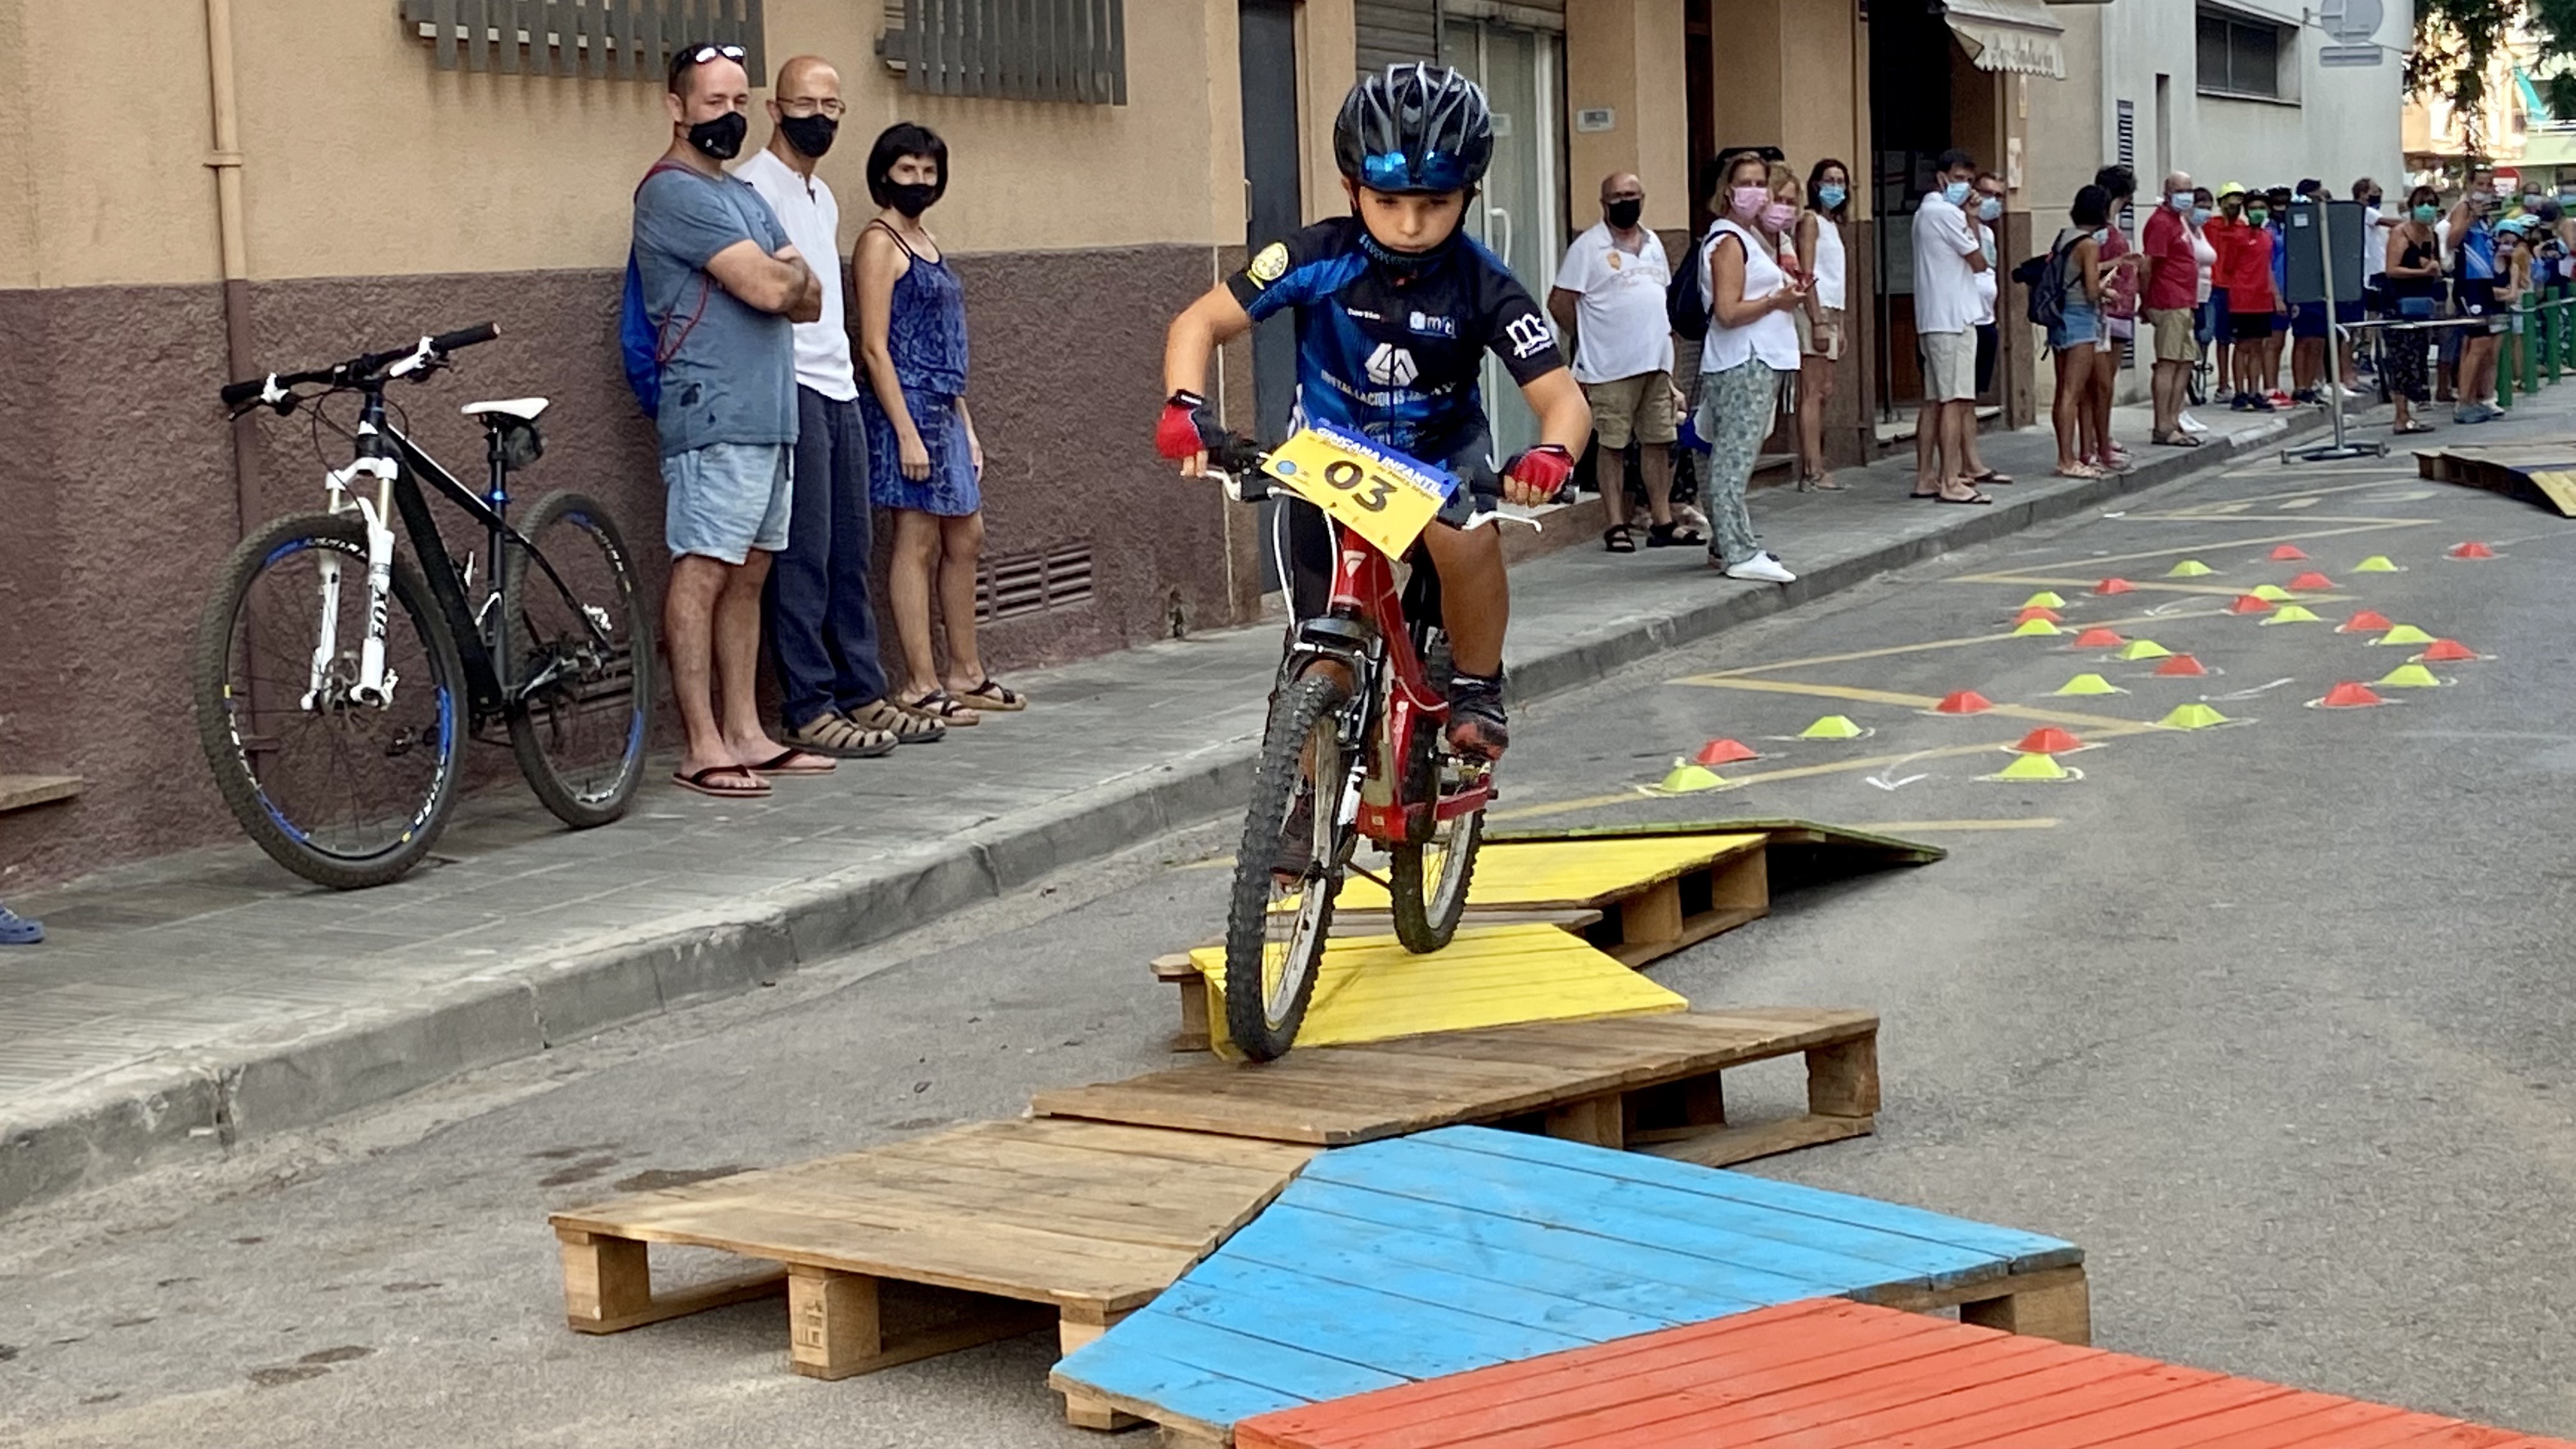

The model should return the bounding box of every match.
[786,712,896,760]
[748,748,836,776]
[1966,469,2016,486]
[848,696,946,744]
[1644,521,1707,548]
[1936,487,1993,505]
[2053,463,2104,480]
[2150,431,2203,448]
[954,677,1028,712]
[1602,523,1637,553]
[901,689,982,726]
[673,764,771,799]
[2394,420,2436,436]
[1795,474,1848,493]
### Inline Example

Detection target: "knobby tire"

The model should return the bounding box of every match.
[1222,668,1353,1061]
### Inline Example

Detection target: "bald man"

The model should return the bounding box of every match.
[2140,168,2202,445]
[1548,173,1694,549]
[738,57,935,758]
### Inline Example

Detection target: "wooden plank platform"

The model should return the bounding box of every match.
[1051,1129,2085,1445]
[1164,923,1687,1059]
[546,1119,1314,1425]
[2416,440,2576,517]
[1034,1009,1879,1165]
[1330,834,1774,968]
[1236,1296,2568,1449]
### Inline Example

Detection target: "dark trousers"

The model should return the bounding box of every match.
[766,386,886,730]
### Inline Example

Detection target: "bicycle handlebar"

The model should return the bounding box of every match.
[218,323,503,410]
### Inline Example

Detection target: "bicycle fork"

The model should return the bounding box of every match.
[314,412,402,711]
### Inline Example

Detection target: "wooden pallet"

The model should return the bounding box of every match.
[1054,1130,2085,1446]
[1236,1296,2563,1449]
[2416,440,2576,516]
[546,1118,1314,1425]
[1331,833,1775,967]
[1154,923,1689,1059]
[1034,1008,1878,1167]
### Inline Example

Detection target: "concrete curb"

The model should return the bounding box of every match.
[0,413,2312,1220]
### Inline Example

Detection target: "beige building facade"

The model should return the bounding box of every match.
[3,0,2071,888]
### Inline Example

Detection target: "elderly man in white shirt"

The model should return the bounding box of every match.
[737,56,937,756]
[1548,173,1698,551]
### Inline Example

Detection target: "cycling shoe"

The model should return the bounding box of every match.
[1444,671,1509,762]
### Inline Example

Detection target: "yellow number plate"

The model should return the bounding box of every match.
[1262,426,1457,558]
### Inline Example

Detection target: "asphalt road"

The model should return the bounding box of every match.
[8,415,2576,1447]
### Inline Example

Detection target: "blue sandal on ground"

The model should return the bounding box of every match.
[0,905,43,946]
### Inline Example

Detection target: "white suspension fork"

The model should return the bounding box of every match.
[319,445,402,709]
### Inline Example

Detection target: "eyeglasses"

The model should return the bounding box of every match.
[779,98,848,118]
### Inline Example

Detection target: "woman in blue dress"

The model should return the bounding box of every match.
[854,122,1026,725]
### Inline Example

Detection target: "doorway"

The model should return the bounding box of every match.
[1866,0,1954,423]
[1440,16,1563,461]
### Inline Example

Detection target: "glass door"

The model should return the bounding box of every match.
[1441,19,1561,463]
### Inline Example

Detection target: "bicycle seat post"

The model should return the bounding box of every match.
[482,420,512,515]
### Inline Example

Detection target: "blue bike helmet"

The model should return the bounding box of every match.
[1334,64,1493,195]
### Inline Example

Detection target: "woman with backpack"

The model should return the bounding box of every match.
[2048,185,2113,479]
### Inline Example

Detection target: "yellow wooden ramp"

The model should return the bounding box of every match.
[1333,833,1771,968]
[1190,923,1686,1059]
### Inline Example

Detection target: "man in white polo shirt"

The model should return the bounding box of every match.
[737,55,940,756]
[1548,173,1697,551]
[1908,148,1991,504]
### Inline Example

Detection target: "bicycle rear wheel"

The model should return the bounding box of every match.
[500,491,654,828]
[1222,667,1354,1061]
[192,514,468,889]
[1388,635,1481,952]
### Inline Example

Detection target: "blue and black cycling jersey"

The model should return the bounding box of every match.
[1225,217,1567,475]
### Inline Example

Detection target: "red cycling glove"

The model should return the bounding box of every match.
[1157,390,1217,461]
[1501,443,1575,501]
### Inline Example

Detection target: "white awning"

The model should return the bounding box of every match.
[1940,0,2067,79]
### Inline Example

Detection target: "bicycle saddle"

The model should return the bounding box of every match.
[461,397,550,424]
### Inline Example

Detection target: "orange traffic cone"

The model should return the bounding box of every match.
[2227,594,2274,615]
[1936,690,1995,715]
[2287,571,2334,591]
[2070,627,2125,648]
[2317,681,2386,709]
[2449,540,2498,560]
[2269,544,2310,561]
[2337,609,2395,634]
[2418,639,2481,663]
[2014,607,2065,625]
[2094,577,2137,595]
[2012,726,2082,754]
[1694,737,1761,766]
[2154,654,2209,677]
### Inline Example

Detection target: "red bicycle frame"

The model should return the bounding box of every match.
[1311,521,1495,844]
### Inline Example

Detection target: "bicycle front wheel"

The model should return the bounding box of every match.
[500,491,654,829]
[192,514,468,889]
[1222,667,1354,1062]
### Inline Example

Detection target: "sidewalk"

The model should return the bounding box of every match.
[0,402,2312,1216]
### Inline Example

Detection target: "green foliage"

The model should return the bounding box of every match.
[2414,0,2576,151]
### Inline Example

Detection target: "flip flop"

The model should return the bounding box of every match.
[1966,469,2017,485]
[673,764,771,799]
[2150,431,2202,447]
[2394,421,2437,435]
[748,749,837,776]
[1937,488,1993,505]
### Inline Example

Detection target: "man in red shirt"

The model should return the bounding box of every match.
[2216,188,2278,410]
[2140,169,2202,445]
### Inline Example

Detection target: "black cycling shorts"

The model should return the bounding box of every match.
[1273,428,1497,622]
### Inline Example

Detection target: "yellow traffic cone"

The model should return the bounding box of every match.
[2249,584,2296,601]
[2020,590,2068,609]
[2115,640,2172,661]
[1797,715,1866,739]
[2054,673,2126,696]
[2259,605,2322,625]
[1986,751,2074,782]
[2374,664,2442,689]
[2372,625,2436,646]
[2158,703,2231,730]
[2353,555,2401,572]
[2166,560,2216,577]
[1655,760,1729,792]
[2011,618,2063,637]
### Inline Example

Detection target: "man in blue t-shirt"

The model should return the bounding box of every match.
[633,42,834,798]
[2446,165,2507,423]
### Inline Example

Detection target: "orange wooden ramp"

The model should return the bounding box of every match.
[1235,1298,2572,1449]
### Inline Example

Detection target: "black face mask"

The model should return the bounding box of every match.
[885,181,939,218]
[687,111,747,162]
[778,112,838,160]
[1604,197,1644,229]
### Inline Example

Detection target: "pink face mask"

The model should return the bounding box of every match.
[1759,201,1797,232]
[1729,185,1767,218]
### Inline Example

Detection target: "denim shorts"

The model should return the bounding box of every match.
[2049,302,2103,353]
[663,441,792,564]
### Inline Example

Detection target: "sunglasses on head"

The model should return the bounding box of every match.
[682,43,746,65]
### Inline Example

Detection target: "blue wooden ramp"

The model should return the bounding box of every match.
[1049,1125,2081,1443]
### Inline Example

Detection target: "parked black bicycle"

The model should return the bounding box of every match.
[194,325,654,888]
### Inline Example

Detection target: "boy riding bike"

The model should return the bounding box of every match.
[1156,63,1593,763]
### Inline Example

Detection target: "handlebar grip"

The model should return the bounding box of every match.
[1207,433,1266,475]
[430,323,500,353]
[219,377,267,408]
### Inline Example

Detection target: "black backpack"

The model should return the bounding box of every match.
[1667,228,1718,341]
[2015,231,2083,337]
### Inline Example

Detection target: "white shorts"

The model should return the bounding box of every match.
[1919,330,1978,402]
